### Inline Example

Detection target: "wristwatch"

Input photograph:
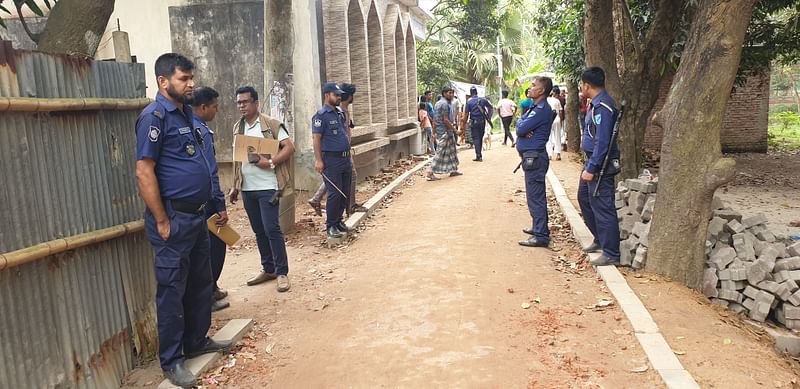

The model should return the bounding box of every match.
[268,159,275,169]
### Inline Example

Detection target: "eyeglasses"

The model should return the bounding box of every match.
[236,99,253,106]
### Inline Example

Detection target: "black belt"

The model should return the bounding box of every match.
[169,199,207,214]
[324,151,350,158]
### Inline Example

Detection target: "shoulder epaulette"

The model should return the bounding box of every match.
[598,102,615,113]
[152,110,163,119]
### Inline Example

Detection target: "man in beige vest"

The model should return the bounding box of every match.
[229,86,295,292]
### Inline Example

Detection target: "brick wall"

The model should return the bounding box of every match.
[644,72,770,153]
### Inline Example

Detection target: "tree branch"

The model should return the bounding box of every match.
[15,1,39,43]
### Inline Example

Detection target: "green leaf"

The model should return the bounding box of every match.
[23,0,45,16]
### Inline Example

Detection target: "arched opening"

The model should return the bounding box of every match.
[405,24,417,120]
[383,5,400,125]
[367,1,386,125]
[322,0,350,84]
[394,17,408,122]
[347,0,370,126]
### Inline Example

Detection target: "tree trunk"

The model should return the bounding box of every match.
[565,79,581,152]
[37,0,115,58]
[584,0,684,179]
[786,67,800,113]
[646,0,755,288]
[583,0,622,99]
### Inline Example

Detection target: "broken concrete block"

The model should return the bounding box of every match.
[742,213,769,229]
[633,245,648,267]
[777,283,794,301]
[756,230,776,243]
[718,289,743,303]
[629,191,648,214]
[753,239,767,257]
[757,290,776,306]
[702,268,719,298]
[714,208,743,222]
[748,261,771,285]
[742,297,756,311]
[776,304,787,325]
[729,267,748,281]
[776,257,800,272]
[710,246,736,270]
[620,238,637,267]
[711,298,729,307]
[615,199,626,210]
[718,231,732,245]
[733,233,756,261]
[790,270,800,282]
[770,242,788,258]
[789,242,800,258]
[749,301,771,322]
[617,181,629,192]
[641,197,656,222]
[707,217,727,240]
[718,269,732,280]
[620,214,638,240]
[725,219,745,235]
[757,280,781,294]
[775,270,792,284]
[743,285,760,300]
[706,240,714,256]
[728,303,746,314]
[789,290,800,306]
[721,280,746,291]
[784,279,799,293]
[784,304,800,320]
[641,181,657,194]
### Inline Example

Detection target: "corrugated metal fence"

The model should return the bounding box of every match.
[0,42,157,388]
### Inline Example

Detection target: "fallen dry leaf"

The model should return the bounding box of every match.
[630,364,649,373]
[521,302,532,309]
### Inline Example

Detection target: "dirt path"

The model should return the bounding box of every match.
[124,145,664,388]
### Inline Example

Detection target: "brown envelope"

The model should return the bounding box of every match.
[233,134,280,163]
[207,214,241,246]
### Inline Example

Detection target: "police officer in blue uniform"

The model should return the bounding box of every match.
[516,76,555,248]
[135,53,231,388]
[577,66,622,266]
[464,86,494,161]
[312,82,352,238]
[190,86,230,311]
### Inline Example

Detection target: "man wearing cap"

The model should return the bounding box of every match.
[463,86,493,161]
[313,82,353,238]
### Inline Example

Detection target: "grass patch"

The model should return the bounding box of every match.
[768,111,800,150]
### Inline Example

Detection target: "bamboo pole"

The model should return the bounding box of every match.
[0,220,144,271]
[0,97,151,112]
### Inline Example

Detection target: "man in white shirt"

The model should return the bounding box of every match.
[546,91,563,160]
[229,86,295,292]
[496,90,517,146]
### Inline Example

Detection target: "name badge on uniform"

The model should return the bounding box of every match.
[178,127,192,135]
[186,144,196,156]
[329,120,337,125]
[333,129,338,135]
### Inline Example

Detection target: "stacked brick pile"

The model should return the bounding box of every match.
[615,178,800,328]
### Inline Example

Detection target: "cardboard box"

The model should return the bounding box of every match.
[233,134,280,162]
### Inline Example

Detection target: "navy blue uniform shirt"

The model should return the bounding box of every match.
[465,96,493,122]
[581,90,619,174]
[515,98,553,152]
[193,115,225,213]
[135,93,212,203]
[312,104,350,152]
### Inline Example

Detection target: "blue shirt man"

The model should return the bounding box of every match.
[577,66,622,266]
[516,77,555,248]
[135,53,230,387]
[312,82,353,238]
[190,86,231,312]
[464,86,494,161]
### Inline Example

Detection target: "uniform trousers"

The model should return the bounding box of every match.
[523,151,550,243]
[145,202,213,371]
[577,174,621,259]
[322,153,352,228]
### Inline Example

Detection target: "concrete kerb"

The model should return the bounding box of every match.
[344,157,433,230]
[158,318,255,388]
[546,170,700,389]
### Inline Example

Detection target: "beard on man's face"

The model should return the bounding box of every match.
[167,83,192,104]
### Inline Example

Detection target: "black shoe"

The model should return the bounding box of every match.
[449,171,463,177]
[213,288,228,301]
[336,222,352,233]
[163,362,196,388]
[327,226,344,238]
[522,227,534,235]
[472,157,483,162]
[185,338,232,359]
[212,300,230,312]
[582,242,602,253]
[590,254,620,266]
[351,204,368,213]
[518,237,549,247]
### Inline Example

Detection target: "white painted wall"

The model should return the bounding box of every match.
[95,0,188,97]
